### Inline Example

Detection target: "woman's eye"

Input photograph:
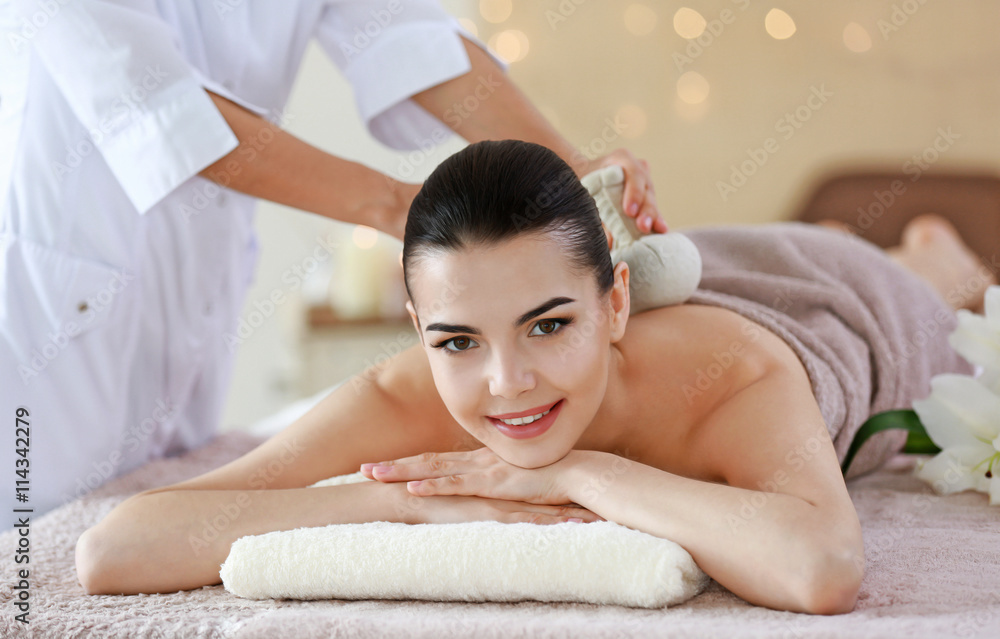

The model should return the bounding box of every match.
[444,336,478,352]
[529,319,567,336]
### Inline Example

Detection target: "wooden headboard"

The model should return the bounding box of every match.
[792,171,1000,268]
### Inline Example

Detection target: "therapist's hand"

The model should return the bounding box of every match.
[378,180,423,241]
[583,148,668,235]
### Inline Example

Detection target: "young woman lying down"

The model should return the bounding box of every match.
[75,139,990,614]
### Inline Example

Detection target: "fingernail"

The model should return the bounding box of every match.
[567,517,584,523]
[373,465,391,474]
[408,481,423,489]
[629,202,639,215]
[360,463,375,473]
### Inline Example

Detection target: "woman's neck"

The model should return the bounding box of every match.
[573,343,638,457]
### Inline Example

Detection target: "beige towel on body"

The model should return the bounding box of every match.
[680,222,973,479]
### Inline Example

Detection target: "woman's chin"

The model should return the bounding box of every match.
[491,445,571,470]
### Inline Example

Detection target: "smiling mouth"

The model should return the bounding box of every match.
[486,400,561,424]
[487,400,564,440]
[493,406,554,426]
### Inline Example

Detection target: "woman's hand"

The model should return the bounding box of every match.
[394,491,605,526]
[359,447,592,508]
[583,148,668,235]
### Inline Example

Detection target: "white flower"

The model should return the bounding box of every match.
[948,286,1000,379]
[913,285,1000,506]
[912,375,1000,505]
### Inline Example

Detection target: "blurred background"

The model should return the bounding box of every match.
[219,0,1000,432]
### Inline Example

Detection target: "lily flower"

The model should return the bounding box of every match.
[948,286,1000,390]
[912,286,1000,505]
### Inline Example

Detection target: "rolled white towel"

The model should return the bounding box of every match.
[221,519,708,608]
[220,472,709,608]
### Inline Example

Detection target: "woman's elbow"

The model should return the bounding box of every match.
[75,525,117,595]
[800,543,865,615]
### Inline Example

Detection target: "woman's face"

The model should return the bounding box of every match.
[406,232,630,469]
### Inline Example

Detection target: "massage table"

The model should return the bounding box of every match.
[1,429,997,638]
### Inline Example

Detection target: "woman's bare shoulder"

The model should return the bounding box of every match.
[616,303,814,477]
[624,303,794,400]
[145,345,466,495]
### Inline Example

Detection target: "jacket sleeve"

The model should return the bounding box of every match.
[12,0,240,214]
[313,0,509,151]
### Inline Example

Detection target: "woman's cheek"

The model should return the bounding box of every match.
[554,331,603,379]
[436,362,480,420]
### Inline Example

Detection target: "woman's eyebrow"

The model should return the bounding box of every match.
[423,296,576,334]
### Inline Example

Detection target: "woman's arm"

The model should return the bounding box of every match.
[558,366,864,616]
[75,345,461,594]
[76,481,415,595]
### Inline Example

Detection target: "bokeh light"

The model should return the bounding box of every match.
[456,17,478,38]
[488,29,530,63]
[479,0,511,24]
[352,225,379,249]
[677,71,710,104]
[765,8,796,40]
[624,4,658,36]
[673,7,707,39]
[842,22,872,53]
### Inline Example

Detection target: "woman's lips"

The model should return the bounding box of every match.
[487,400,560,420]
[488,400,564,440]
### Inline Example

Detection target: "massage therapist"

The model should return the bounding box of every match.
[0,0,666,524]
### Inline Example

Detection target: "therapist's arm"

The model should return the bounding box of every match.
[409,36,667,234]
[198,91,419,240]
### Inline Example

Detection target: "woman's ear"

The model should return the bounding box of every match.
[405,300,424,346]
[609,261,630,342]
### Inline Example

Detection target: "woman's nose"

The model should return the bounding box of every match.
[487,348,536,399]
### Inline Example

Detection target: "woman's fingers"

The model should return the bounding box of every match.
[360,449,477,481]
[507,504,605,525]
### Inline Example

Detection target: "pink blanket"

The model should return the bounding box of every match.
[683,222,974,479]
[1,431,997,638]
